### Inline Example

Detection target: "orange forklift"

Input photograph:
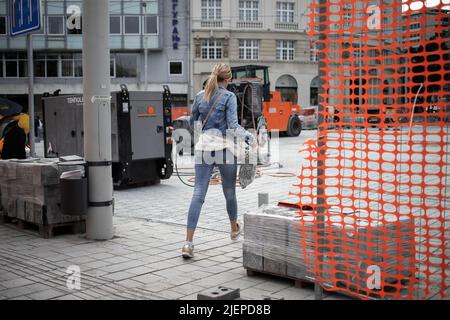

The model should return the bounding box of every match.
[231,65,302,137]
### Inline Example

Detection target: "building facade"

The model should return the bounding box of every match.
[0,0,190,115]
[190,0,318,107]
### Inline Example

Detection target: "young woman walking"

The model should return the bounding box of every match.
[182,63,255,258]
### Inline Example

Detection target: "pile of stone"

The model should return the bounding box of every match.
[243,205,315,282]
[0,159,84,227]
[243,205,414,296]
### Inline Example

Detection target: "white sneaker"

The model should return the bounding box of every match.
[231,222,241,241]
[182,242,194,259]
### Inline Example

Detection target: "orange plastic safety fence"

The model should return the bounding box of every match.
[297,0,450,299]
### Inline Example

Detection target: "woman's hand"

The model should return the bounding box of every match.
[246,133,258,148]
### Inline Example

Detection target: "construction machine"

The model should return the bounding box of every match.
[230,65,302,137]
[173,70,272,164]
[42,85,174,188]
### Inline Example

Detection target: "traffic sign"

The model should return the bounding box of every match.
[9,0,41,37]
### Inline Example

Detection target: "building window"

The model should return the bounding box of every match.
[34,54,46,77]
[61,53,74,77]
[4,53,27,78]
[0,16,6,35]
[144,16,158,34]
[276,2,294,23]
[110,57,115,77]
[239,1,259,21]
[114,53,138,77]
[201,40,223,60]
[33,53,63,78]
[239,40,259,60]
[74,54,83,77]
[61,53,82,78]
[124,16,140,34]
[201,0,222,20]
[276,40,295,61]
[169,61,183,75]
[310,41,318,62]
[47,16,65,35]
[110,16,122,34]
[46,54,59,77]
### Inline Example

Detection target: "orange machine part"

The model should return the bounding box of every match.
[171,106,190,122]
[263,91,301,132]
[297,0,450,300]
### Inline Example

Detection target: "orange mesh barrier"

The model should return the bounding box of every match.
[297,0,450,299]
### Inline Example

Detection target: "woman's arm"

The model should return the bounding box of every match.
[226,94,254,142]
[191,94,200,122]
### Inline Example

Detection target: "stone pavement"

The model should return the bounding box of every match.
[0,131,349,300]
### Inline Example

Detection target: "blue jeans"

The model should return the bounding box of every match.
[187,149,238,231]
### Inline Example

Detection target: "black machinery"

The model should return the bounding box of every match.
[173,77,270,164]
[42,85,174,188]
[228,79,265,131]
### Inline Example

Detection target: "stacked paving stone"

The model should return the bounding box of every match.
[244,205,315,281]
[243,205,414,296]
[0,159,84,226]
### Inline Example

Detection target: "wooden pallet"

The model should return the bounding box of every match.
[244,266,416,300]
[245,267,316,289]
[0,214,86,239]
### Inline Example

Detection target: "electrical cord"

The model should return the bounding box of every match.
[175,82,286,188]
[175,149,295,189]
[174,144,196,188]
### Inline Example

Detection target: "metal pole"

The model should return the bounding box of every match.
[187,0,192,104]
[144,40,148,91]
[314,0,326,300]
[27,33,35,158]
[143,2,148,91]
[258,193,269,208]
[83,0,114,240]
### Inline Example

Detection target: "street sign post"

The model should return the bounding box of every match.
[9,0,41,158]
[9,0,41,36]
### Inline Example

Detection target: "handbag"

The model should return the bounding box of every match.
[238,143,257,189]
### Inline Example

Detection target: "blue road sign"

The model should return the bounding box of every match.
[9,0,41,37]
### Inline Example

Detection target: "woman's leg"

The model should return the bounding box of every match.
[217,150,239,232]
[186,153,214,242]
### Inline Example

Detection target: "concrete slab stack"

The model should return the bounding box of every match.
[0,159,85,228]
[243,205,414,298]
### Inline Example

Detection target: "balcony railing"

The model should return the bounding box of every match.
[275,22,299,31]
[236,21,263,29]
[200,20,224,28]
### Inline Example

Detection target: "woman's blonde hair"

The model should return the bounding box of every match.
[204,63,232,102]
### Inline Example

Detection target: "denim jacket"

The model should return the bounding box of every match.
[191,86,251,142]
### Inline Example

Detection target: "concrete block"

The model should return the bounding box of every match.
[32,163,60,186]
[258,193,269,208]
[263,256,286,276]
[7,198,17,217]
[243,212,264,243]
[16,200,26,220]
[5,161,17,179]
[243,243,263,271]
[286,262,311,280]
[197,286,240,300]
